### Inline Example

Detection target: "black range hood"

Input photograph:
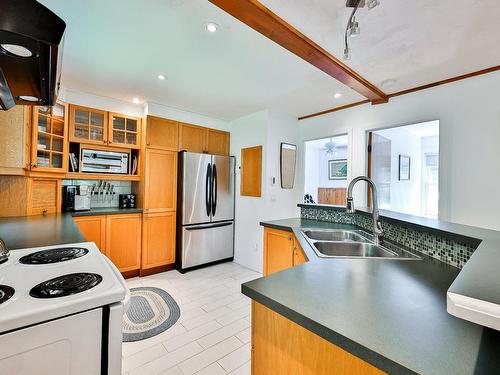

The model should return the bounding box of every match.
[0,0,66,110]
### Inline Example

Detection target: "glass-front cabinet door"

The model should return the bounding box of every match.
[109,113,141,149]
[69,105,108,145]
[31,102,68,172]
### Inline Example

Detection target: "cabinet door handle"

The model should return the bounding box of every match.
[288,237,292,241]
[31,163,38,168]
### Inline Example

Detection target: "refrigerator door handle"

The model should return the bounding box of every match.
[211,164,217,216]
[205,163,212,217]
[185,221,232,231]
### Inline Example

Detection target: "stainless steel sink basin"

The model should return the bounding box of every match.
[302,229,368,242]
[313,241,398,258]
[301,228,421,260]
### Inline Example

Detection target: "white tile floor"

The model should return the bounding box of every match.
[122,262,260,375]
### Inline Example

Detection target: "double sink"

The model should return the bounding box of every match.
[302,229,420,260]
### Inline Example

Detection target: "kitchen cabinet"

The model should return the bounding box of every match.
[178,123,207,153]
[105,214,142,272]
[252,301,385,374]
[109,113,141,149]
[206,128,230,156]
[0,106,31,175]
[69,104,108,145]
[73,216,106,253]
[31,103,69,173]
[146,116,178,151]
[143,149,177,212]
[28,178,62,215]
[263,227,307,276]
[241,145,262,197]
[141,212,176,271]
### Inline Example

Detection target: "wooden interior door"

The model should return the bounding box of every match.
[146,116,179,151]
[206,129,230,156]
[263,228,294,276]
[179,123,207,153]
[141,212,176,270]
[73,215,106,253]
[240,145,262,197]
[144,149,177,212]
[105,214,142,272]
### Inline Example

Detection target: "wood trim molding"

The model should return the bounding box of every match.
[298,100,370,121]
[299,65,500,121]
[208,0,387,104]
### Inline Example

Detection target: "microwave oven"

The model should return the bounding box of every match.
[81,149,129,174]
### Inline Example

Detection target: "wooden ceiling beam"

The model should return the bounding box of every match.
[208,0,388,104]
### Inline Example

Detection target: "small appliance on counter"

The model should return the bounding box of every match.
[119,194,136,209]
[74,185,91,211]
[62,186,77,211]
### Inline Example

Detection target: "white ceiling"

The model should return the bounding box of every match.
[39,0,365,121]
[259,0,500,93]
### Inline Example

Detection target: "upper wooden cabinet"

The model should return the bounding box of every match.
[142,211,176,270]
[207,129,230,156]
[69,105,141,149]
[109,113,141,149]
[146,116,179,151]
[105,213,142,272]
[0,106,31,175]
[144,149,177,212]
[31,103,69,173]
[69,104,108,145]
[179,123,207,153]
[178,122,230,155]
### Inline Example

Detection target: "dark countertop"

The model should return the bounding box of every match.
[0,214,86,250]
[0,208,143,250]
[244,218,500,375]
[71,207,143,217]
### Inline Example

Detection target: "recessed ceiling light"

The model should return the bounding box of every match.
[132,97,141,104]
[334,93,342,99]
[157,74,166,81]
[205,22,219,33]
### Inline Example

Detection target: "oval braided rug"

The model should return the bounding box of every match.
[122,287,180,342]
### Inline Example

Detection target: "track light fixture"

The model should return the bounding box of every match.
[343,0,380,60]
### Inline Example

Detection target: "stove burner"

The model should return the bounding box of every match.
[30,273,102,299]
[0,285,15,304]
[19,247,89,265]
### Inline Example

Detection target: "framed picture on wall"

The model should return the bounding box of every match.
[328,159,347,180]
[399,155,411,180]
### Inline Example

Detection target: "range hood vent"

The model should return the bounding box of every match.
[0,0,66,110]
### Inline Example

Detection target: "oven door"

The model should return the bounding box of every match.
[0,308,103,375]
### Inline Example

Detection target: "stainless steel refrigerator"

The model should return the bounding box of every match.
[177,151,235,272]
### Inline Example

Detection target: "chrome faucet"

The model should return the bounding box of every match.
[0,238,9,264]
[346,176,384,245]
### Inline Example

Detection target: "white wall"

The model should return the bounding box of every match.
[230,110,300,272]
[299,70,500,231]
[59,87,230,130]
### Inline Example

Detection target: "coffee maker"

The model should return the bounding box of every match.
[62,185,91,211]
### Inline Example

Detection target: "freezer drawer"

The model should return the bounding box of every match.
[181,221,234,269]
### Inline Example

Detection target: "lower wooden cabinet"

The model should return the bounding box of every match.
[142,212,176,270]
[73,215,106,253]
[252,301,385,374]
[74,213,142,273]
[106,214,142,273]
[263,227,307,276]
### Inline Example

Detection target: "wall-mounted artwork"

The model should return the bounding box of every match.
[328,159,347,180]
[280,143,297,189]
[399,155,411,180]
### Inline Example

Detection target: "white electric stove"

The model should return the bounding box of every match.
[0,242,130,375]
